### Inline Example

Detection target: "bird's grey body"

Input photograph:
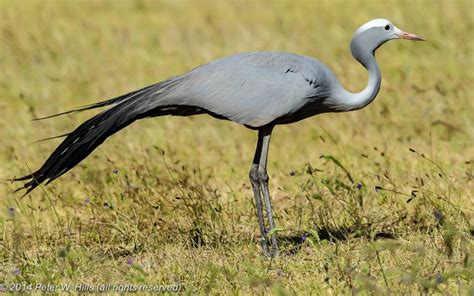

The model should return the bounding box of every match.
[111,51,339,128]
[172,52,337,127]
[12,19,424,257]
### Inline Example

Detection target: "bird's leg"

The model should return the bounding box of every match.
[249,135,270,257]
[257,126,279,257]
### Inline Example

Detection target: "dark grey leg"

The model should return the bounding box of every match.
[257,126,279,257]
[249,135,270,256]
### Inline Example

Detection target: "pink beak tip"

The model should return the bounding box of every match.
[399,31,426,41]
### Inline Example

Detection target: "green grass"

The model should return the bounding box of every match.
[0,0,473,294]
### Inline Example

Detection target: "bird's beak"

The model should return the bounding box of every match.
[395,30,425,41]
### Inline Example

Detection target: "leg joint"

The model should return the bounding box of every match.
[249,164,259,182]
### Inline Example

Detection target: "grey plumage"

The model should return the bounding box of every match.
[13,52,337,194]
[167,52,337,127]
[11,19,424,257]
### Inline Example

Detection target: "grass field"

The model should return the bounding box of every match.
[0,0,473,294]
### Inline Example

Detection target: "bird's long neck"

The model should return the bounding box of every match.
[332,51,381,111]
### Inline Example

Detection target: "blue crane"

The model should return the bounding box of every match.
[12,19,424,257]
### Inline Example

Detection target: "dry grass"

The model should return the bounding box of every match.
[0,0,473,294]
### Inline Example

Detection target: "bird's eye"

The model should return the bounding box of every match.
[384,25,391,31]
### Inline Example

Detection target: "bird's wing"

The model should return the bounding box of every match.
[160,52,334,127]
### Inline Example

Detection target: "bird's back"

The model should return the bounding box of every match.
[160,51,337,127]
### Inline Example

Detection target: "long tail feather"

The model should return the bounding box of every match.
[11,78,185,194]
[32,132,71,144]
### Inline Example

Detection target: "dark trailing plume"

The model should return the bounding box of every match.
[11,78,197,194]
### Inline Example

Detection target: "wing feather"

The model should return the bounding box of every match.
[161,52,334,127]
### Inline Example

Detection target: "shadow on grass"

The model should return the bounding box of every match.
[280,226,397,255]
[101,226,399,259]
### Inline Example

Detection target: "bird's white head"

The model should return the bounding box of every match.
[350,18,425,64]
